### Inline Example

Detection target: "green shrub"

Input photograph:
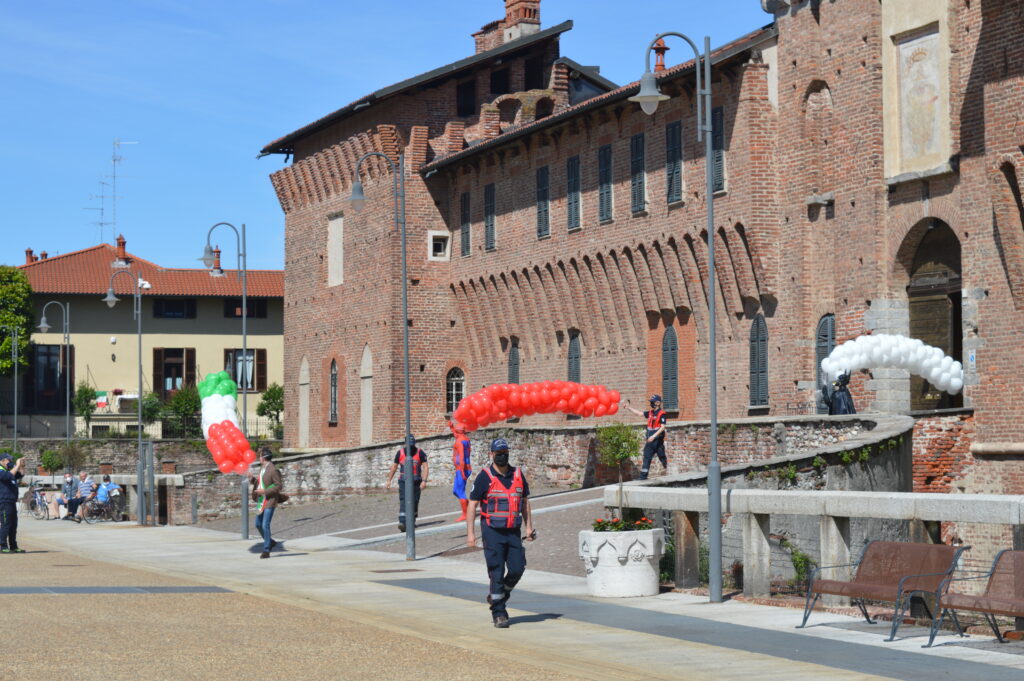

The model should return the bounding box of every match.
[595,422,643,519]
[40,450,63,474]
[73,382,97,428]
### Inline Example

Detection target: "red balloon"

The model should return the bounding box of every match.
[498,411,508,421]
[595,404,609,417]
[508,391,521,409]
[556,399,568,412]
[233,461,248,475]
[609,390,621,403]
[217,459,234,474]
[584,396,599,410]
[496,399,508,413]
[539,389,551,405]
[568,393,582,411]
[607,403,619,415]
[242,449,257,464]
[560,385,573,400]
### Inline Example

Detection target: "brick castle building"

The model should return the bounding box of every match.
[262,0,1024,486]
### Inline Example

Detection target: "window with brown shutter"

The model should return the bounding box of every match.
[152,348,165,399]
[185,348,196,386]
[224,348,267,392]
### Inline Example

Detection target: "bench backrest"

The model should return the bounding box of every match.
[984,550,1024,601]
[854,541,960,592]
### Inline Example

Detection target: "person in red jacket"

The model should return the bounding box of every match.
[624,394,668,480]
[466,438,535,629]
[448,416,472,522]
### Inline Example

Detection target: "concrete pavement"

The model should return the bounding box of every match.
[9,516,1024,681]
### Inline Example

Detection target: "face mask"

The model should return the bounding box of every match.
[493,451,509,467]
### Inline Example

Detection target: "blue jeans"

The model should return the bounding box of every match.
[255,506,275,552]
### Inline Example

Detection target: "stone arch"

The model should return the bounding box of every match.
[359,344,373,446]
[535,97,554,120]
[991,155,1024,307]
[497,98,521,131]
[802,80,835,193]
[297,356,310,449]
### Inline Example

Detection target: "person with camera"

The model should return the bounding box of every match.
[623,394,669,480]
[466,438,534,629]
[0,453,25,553]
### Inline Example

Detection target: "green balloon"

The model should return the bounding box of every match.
[203,373,219,385]
[215,381,237,397]
[198,384,213,399]
[215,370,230,381]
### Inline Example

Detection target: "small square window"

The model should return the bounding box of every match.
[428,231,450,262]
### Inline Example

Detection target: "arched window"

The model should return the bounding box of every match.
[749,315,768,407]
[328,360,338,424]
[567,333,581,383]
[446,368,465,414]
[815,315,835,414]
[508,342,520,384]
[662,326,679,411]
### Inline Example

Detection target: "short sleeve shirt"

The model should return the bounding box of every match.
[644,410,668,438]
[393,448,427,481]
[96,482,120,503]
[469,466,530,502]
[78,477,96,498]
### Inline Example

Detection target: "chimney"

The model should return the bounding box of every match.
[24,248,35,265]
[39,251,48,260]
[116,234,127,260]
[209,246,225,277]
[653,38,670,73]
[503,0,540,43]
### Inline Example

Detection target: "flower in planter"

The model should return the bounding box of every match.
[112,388,124,396]
[592,516,654,532]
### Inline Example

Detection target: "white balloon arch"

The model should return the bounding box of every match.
[821,333,964,395]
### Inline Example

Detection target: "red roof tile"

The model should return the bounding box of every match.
[19,244,283,298]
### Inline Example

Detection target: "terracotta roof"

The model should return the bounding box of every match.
[421,24,777,173]
[259,21,574,156]
[19,244,283,298]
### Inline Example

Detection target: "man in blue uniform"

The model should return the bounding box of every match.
[385,438,429,533]
[466,438,535,629]
[0,453,26,553]
[625,394,669,480]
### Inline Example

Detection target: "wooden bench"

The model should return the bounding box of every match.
[798,540,968,641]
[926,549,1024,647]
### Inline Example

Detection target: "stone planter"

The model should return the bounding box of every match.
[578,528,665,597]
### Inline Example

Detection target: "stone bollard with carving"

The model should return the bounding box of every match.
[578,528,665,597]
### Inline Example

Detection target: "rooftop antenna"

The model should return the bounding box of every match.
[84,180,112,243]
[108,138,138,238]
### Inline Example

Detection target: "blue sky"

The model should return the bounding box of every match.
[0,0,769,271]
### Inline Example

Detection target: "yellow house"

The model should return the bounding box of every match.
[13,236,283,438]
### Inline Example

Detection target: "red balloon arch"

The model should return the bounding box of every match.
[453,381,620,431]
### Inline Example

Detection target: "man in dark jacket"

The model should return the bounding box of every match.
[0,453,25,553]
[250,449,287,559]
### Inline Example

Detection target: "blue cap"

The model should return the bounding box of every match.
[0,453,13,465]
[650,394,662,403]
[490,438,509,452]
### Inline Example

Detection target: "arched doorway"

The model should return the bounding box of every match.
[298,357,310,448]
[906,221,962,410]
[359,345,373,446]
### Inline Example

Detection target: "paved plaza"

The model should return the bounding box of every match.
[5,497,1024,681]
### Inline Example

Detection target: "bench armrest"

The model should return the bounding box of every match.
[897,569,957,599]
[807,561,859,587]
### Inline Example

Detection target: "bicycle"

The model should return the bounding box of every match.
[82,497,120,524]
[24,485,49,520]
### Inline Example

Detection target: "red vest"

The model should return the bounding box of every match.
[481,466,524,530]
[398,448,424,479]
[647,409,666,431]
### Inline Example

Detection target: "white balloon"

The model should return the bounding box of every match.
[951,360,963,374]
[940,356,953,371]
[949,377,964,394]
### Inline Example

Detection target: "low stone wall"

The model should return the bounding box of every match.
[169,414,892,524]
[0,438,281,476]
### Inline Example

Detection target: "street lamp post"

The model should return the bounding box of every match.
[200,223,250,540]
[0,325,18,455]
[346,151,416,561]
[103,271,151,525]
[630,32,723,603]
[38,301,72,463]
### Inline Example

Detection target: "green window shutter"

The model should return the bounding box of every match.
[567,334,581,384]
[536,166,550,238]
[666,121,682,203]
[815,314,836,414]
[484,184,496,250]
[598,145,612,222]
[508,344,520,384]
[460,192,471,256]
[662,326,678,411]
[566,156,580,231]
[749,315,768,406]
[711,107,725,193]
[631,133,645,214]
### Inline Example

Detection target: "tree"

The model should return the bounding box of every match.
[40,449,63,475]
[167,385,202,437]
[141,392,162,425]
[73,382,97,430]
[257,383,284,424]
[596,422,644,520]
[0,266,33,377]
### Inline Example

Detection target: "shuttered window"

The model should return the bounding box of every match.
[566,155,581,231]
[630,133,646,214]
[598,145,612,222]
[711,107,725,193]
[508,343,520,384]
[328,360,338,424]
[567,333,581,384]
[459,192,471,257]
[662,326,679,411]
[749,315,768,407]
[666,121,683,203]
[484,184,496,251]
[815,314,836,414]
[224,348,267,393]
[536,166,550,238]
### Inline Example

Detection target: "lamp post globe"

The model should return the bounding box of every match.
[628,71,670,115]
